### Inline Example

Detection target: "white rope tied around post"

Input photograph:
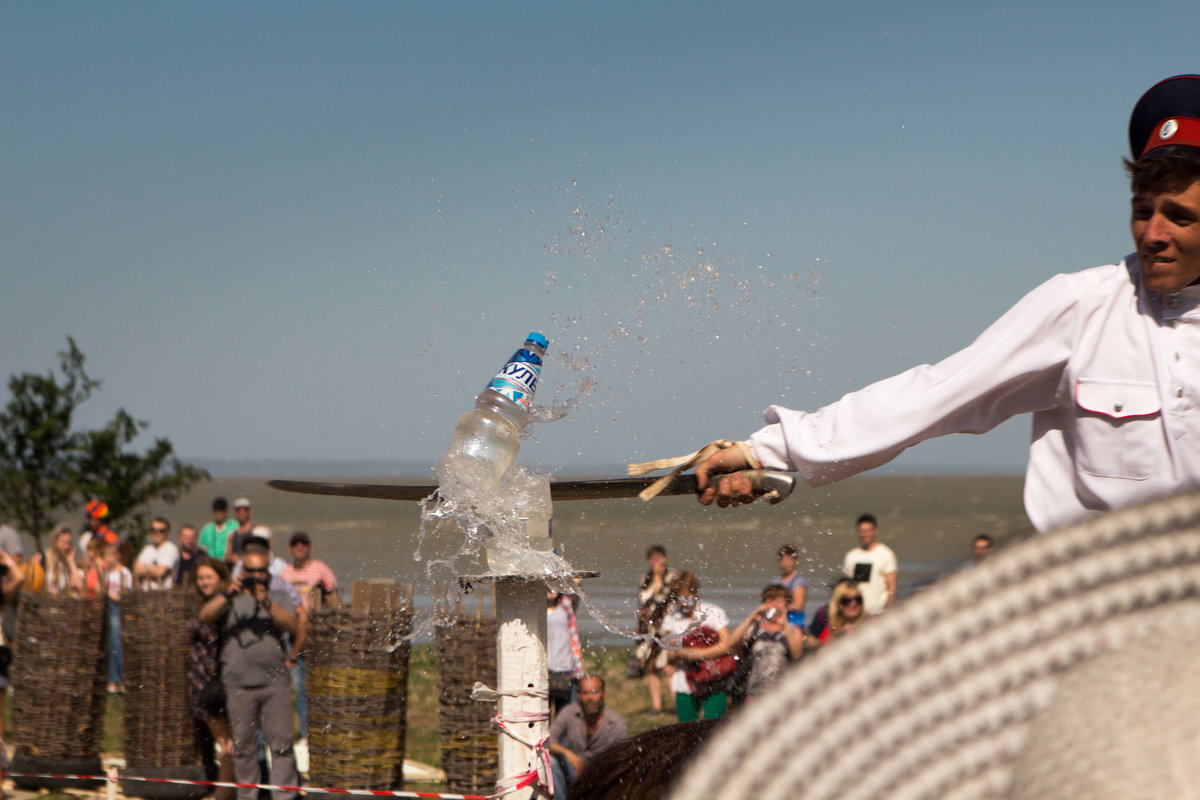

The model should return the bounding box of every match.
[470,681,549,702]
[667,488,1200,800]
[470,683,552,798]
[627,439,760,501]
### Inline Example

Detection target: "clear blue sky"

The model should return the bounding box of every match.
[3,1,1198,477]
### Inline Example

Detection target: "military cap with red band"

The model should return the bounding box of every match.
[1129,74,1200,161]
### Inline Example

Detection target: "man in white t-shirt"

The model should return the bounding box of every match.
[842,514,897,617]
[134,517,180,590]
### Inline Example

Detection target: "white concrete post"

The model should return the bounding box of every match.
[494,579,549,800]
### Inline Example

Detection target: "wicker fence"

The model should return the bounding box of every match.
[307,581,414,790]
[10,593,108,790]
[435,593,498,797]
[121,587,203,767]
[119,587,207,800]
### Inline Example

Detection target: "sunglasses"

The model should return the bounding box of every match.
[151,527,169,534]
[839,595,863,606]
[242,567,269,575]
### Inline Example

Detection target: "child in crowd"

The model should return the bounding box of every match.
[102,542,132,693]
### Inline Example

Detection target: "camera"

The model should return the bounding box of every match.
[762,607,780,621]
[241,575,266,590]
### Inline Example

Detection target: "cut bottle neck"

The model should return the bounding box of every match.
[474,387,530,428]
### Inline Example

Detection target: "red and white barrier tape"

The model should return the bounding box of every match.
[490,711,551,799]
[0,770,490,800]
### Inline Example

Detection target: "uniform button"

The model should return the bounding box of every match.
[1169,294,1181,308]
[1171,319,1180,328]
[1178,388,1185,398]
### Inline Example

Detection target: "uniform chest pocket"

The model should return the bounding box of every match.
[1073,379,1161,480]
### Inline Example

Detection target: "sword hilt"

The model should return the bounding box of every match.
[739,469,796,504]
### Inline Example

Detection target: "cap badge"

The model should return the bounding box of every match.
[1160,119,1180,141]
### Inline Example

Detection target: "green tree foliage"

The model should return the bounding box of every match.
[0,338,209,551]
[75,408,209,544]
[0,338,99,547]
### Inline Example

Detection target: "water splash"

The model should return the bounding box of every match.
[402,178,835,644]
[416,447,572,580]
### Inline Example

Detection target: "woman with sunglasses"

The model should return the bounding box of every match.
[819,580,867,643]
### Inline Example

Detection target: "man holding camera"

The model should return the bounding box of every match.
[200,548,300,800]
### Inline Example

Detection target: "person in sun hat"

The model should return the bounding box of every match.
[224,497,256,567]
[696,75,1200,535]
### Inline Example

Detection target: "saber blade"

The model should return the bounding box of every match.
[267,470,794,503]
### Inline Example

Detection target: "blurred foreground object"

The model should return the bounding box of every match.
[670,487,1200,800]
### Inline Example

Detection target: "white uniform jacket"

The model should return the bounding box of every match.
[748,255,1200,532]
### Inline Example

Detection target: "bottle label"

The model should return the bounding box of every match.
[488,348,542,410]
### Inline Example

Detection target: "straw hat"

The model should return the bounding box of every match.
[670,489,1200,800]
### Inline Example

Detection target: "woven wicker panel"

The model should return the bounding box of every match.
[11,594,108,760]
[435,616,498,796]
[307,601,413,789]
[670,489,1200,800]
[121,587,203,770]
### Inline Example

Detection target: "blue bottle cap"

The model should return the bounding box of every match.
[526,332,549,349]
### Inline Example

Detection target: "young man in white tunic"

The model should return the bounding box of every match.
[695,75,1200,535]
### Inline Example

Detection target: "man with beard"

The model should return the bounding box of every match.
[547,674,627,799]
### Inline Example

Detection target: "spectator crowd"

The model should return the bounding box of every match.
[542,512,996,799]
[0,496,994,800]
[3,496,338,800]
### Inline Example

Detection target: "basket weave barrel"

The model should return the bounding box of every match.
[435,614,498,796]
[307,582,413,790]
[119,587,207,800]
[10,593,108,790]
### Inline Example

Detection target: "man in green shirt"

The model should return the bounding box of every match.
[198,497,237,562]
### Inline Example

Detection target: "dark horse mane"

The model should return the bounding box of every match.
[569,718,724,800]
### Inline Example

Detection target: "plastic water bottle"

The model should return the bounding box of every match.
[439,332,554,572]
